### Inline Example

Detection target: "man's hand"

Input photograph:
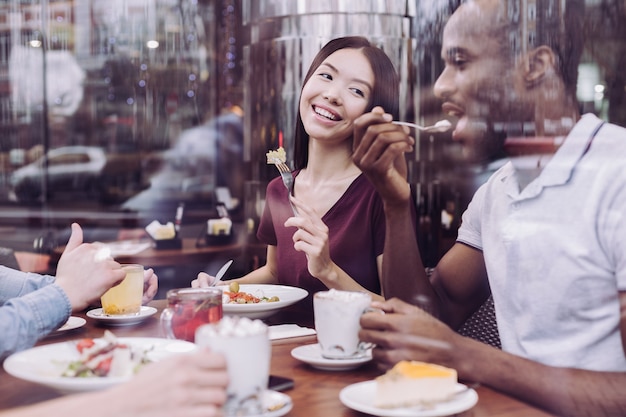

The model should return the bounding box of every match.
[55,223,126,312]
[359,298,464,372]
[353,107,414,207]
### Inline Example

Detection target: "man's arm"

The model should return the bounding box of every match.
[0,285,70,359]
[430,243,491,329]
[352,108,431,302]
[0,266,54,302]
[360,297,626,417]
[353,109,488,327]
[463,317,626,417]
[379,199,433,302]
[0,267,69,359]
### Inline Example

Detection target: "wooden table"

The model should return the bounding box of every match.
[0,301,555,417]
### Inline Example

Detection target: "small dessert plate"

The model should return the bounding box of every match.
[86,306,157,326]
[48,316,86,336]
[290,343,372,371]
[256,390,293,417]
[339,381,478,417]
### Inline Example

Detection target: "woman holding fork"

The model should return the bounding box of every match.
[194,36,407,320]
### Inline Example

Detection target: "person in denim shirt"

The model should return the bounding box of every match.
[0,223,158,359]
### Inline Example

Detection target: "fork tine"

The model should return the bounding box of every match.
[273,160,290,173]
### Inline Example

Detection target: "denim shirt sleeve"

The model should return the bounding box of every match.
[0,267,72,359]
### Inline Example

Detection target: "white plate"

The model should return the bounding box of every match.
[86,306,157,326]
[291,343,372,371]
[3,337,196,394]
[222,284,308,319]
[52,316,86,334]
[256,390,293,417]
[339,381,478,417]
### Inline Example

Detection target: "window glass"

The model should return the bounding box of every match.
[0,0,624,294]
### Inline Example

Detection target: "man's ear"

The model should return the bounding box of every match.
[523,46,556,87]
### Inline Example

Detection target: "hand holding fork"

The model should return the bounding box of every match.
[271,158,299,216]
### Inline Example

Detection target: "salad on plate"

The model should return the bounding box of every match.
[62,330,151,378]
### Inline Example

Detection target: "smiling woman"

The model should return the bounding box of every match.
[190,36,403,323]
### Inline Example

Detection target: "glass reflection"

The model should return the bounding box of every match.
[0,0,623,283]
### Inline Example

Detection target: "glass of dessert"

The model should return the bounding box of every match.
[100,264,144,316]
[160,287,223,342]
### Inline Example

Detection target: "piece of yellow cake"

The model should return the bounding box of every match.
[375,361,458,408]
[266,147,286,164]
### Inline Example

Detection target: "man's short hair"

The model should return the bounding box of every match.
[487,0,584,100]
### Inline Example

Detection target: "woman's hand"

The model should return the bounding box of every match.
[284,197,336,282]
[191,272,215,288]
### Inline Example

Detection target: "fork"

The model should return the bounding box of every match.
[271,158,299,216]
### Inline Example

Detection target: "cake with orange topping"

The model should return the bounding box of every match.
[375,361,458,408]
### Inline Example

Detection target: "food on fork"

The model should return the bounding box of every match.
[266,146,287,164]
[375,360,458,408]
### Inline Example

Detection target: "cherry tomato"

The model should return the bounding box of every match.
[76,339,95,354]
[95,357,113,376]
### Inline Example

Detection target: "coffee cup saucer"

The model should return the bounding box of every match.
[86,306,157,326]
[241,390,292,417]
[290,343,372,371]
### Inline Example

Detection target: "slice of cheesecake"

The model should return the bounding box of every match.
[375,361,458,408]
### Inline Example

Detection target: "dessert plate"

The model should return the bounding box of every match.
[86,306,157,326]
[291,343,372,371]
[339,381,478,417]
[254,390,293,417]
[50,316,86,335]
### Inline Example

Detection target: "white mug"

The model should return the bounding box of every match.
[313,289,375,359]
[195,316,270,416]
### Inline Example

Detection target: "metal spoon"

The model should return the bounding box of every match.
[392,119,452,133]
[210,259,234,286]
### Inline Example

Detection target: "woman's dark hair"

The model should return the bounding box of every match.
[293,36,400,169]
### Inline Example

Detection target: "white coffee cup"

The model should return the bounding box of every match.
[313,289,375,359]
[195,316,270,416]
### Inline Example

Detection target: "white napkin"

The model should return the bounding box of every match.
[269,324,316,340]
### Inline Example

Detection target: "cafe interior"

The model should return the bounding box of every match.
[1,0,624,290]
[0,0,625,415]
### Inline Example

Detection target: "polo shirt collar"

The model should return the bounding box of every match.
[503,114,604,199]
